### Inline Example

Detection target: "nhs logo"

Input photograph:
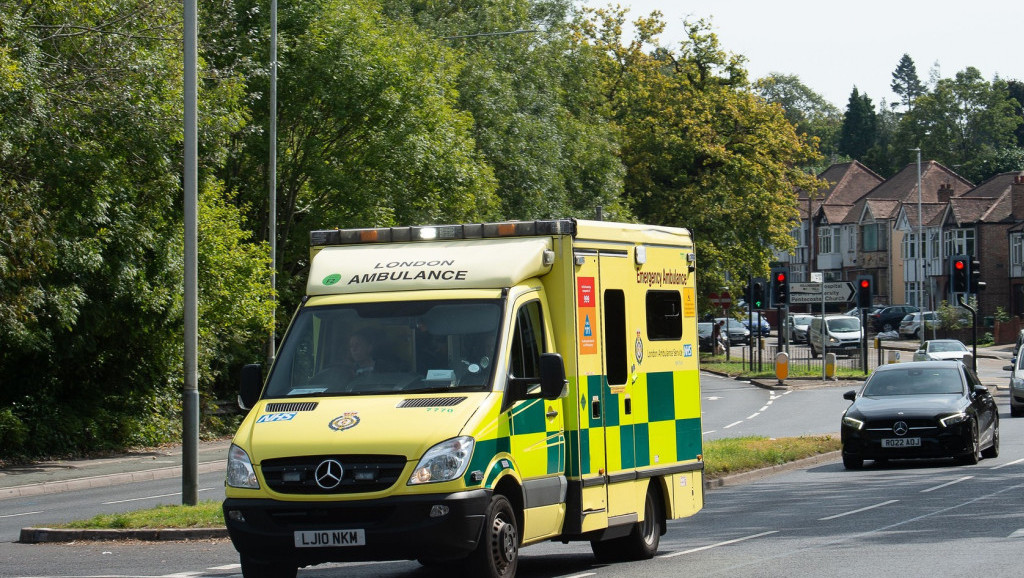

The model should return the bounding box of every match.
[256,412,296,423]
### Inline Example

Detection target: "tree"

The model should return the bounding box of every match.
[890,54,926,111]
[896,67,1022,178]
[754,73,843,166]
[576,10,821,305]
[838,88,877,160]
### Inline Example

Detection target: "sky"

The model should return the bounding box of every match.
[596,0,1024,109]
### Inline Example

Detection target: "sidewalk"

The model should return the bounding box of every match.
[0,438,231,501]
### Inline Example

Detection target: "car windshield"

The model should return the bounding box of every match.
[863,367,964,396]
[826,318,860,332]
[929,341,967,353]
[792,315,812,325]
[697,323,712,336]
[264,300,501,398]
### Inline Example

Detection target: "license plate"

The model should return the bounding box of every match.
[881,437,921,448]
[294,529,365,548]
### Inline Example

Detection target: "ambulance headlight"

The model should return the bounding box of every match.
[226,444,260,489]
[408,436,475,485]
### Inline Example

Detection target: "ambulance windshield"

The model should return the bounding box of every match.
[264,300,501,398]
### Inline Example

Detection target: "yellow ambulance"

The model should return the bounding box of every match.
[223,219,704,577]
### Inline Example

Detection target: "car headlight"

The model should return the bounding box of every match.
[828,336,840,345]
[842,415,865,430]
[939,412,968,427]
[409,436,475,485]
[1011,378,1024,392]
[226,444,260,489]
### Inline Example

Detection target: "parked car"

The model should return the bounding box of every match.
[867,305,919,332]
[741,312,771,336]
[845,305,883,318]
[899,311,938,339]
[714,317,750,346]
[786,314,814,343]
[1002,344,1024,417]
[697,322,715,352]
[808,315,863,358]
[913,339,970,361]
[840,360,999,469]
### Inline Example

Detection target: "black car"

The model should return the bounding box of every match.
[867,305,918,333]
[697,322,715,352]
[840,360,999,469]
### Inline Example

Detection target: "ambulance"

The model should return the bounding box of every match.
[223,219,704,577]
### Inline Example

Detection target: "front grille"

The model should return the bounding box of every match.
[397,397,466,408]
[265,401,318,412]
[262,455,407,494]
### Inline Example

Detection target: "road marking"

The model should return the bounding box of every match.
[660,530,779,557]
[1010,529,1024,538]
[208,564,241,570]
[921,476,973,493]
[745,413,760,420]
[562,574,597,578]
[702,430,717,435]
[759,405,769,412]
[724,420,744,429]
[103,487,215,505]
[0,510,42,518]
[819,500,898,520]
[991,457,1024,469]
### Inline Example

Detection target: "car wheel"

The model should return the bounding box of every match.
[842,455,863,470]
[958,422,980,465]
[809,343,818,358]
[465,494,518,578]
[981,416,1000,459]
[883,322,893,332]
[240,556,297,578]
[591,485,663,562]
[1011,404,1023,418]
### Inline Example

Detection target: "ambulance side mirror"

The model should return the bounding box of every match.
[504,353,567,410]
[239,363,264,410]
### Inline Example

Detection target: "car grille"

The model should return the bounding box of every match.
[261,455,407,495]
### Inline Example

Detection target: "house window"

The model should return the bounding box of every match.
[943,228,976,257]
[818,226,839,254]
[861,223,888,252]
[1012,234,1024,268]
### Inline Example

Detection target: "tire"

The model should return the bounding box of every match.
[809,343,819,358]
[958,422,980,465]
[981,416,1000,459]
[240,556,297,578]
[464,495,518,578]
[883,322,893,332]
[1011,404,1023,418]
[591,485,663,563]
[842,455,863,470]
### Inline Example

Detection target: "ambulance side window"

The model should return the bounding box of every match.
[605,289,627,386]
[646,290,682,340]
[509,300,545,379]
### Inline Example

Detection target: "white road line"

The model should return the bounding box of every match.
[991,457,1024,469]
[724,420,744,429]
[208,564,241,570]
[561,574,597,578]
[1009,529,1024,538]
[819,500,898,521]
[103,487,215,505]
[660,530,779,557]
[0,510,42,518]
[921,476,973,493]
[745,413,760,420]
[702,430,717,435]
[758,405,769,412]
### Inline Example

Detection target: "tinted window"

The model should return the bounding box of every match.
[863,367,963,396]
[646,290,682,340]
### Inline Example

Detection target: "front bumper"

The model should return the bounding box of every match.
[223,489,490,567]
[841,423,973,461]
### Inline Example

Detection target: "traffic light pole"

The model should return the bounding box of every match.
[957,294,978,372]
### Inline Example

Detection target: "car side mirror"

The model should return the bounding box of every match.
[239,363,263,410]
[843,390,857,402]
[1004,365,1014,372]
[973,384,989,396]
[503,353,567,411]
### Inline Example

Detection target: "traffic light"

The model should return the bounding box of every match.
[856,275,873,309]
[969,258,986,293]
[950,255,969,293]
[770,267,789,307]
[750,278,766,309]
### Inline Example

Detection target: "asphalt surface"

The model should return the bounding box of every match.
[5,341,1014,544]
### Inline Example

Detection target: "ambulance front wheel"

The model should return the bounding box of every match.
[464,494,519,578]
[240,555,296,578]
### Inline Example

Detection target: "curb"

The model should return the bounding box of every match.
[19,527,228,543]
[704,450,842,489]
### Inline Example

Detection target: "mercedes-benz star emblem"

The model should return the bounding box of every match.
[892,421,909,436]
[315,459,344,489]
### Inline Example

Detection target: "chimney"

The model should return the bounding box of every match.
[1013,172,1024,221]
[937,182,954,204]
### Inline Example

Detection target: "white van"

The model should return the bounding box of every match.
[808,315,863,357]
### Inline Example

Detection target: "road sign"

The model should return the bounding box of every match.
[709,291,732,307]
[788,281,855,304]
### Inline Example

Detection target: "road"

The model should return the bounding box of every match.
[1,363,1021,577]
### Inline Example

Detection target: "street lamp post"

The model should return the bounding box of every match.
[914,148,924,347]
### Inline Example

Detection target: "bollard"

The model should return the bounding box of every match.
[824,352,837,380]
[775,351,789,386]
[886,350,900,364]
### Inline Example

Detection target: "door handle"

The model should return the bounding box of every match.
[546,409,559,419]
[591,396,600,420]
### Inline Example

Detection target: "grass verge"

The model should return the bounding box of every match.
[55,436,840,530]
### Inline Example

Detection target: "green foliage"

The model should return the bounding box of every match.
[839,88,877,160]
[890,54,926,111]
[755,73,843,163]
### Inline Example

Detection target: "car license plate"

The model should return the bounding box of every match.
[881,437,920,448]
[294,529,365,548]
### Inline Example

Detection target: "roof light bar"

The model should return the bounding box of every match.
[310,219,576,246]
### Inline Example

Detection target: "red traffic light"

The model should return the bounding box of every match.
[776,272,786,282]
[954,260,966,270]
[859,279,870,288]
